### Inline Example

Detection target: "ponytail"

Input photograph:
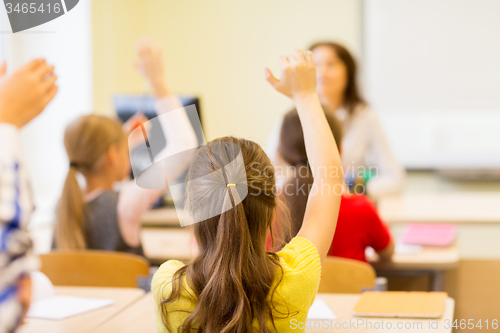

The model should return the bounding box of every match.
[161,137,291,333]
[55,115,125,250]
[55,165,86,249]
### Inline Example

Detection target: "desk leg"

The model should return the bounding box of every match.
[431,271,445,291]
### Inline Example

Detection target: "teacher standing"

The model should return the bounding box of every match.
[267,42,405,199]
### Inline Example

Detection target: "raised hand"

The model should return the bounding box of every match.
[134,36,170,98]
[264,48,316,100]
[0,59,58,128]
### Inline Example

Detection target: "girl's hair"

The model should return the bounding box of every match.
[279,108,343,238]
[55,115,125,250]
[309,41,366,114]
[161,136,291,333]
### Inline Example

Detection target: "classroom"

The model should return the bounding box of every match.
[1,0,500,332]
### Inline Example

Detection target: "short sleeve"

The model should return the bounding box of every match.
[276,237,321,311]
[152,260,186,299]
[365,201,392,251]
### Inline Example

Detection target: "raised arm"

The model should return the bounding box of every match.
[117,37,198,247]
[0,59,58,331]
[265,48,343,263]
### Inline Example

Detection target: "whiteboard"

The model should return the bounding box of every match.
[363,0,500,169]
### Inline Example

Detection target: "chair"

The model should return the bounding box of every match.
[39,250,150,288]
[318,256,376,293]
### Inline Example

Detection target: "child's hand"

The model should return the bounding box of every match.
[134,36,170,98]
[0,59,58,128]
[265,48,317,100]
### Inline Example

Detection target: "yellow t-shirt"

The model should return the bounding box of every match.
[152,236,321,333]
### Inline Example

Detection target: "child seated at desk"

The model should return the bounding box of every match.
[54,38,197,254]
[152,48,342,332]
[277,108,394,262]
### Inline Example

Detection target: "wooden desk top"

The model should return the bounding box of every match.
[379,193,500,224]
[368,241,460,271]
[141,207,184,227]
[93,293,454,333]
[93,293,156,333]
[141,228,197,264]
[18,286,145,333]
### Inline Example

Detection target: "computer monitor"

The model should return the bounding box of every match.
[114,94,203,207]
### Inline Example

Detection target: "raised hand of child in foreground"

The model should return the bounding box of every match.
[264,48,316,100]
[0,59,58,128]
[265,48,343,263]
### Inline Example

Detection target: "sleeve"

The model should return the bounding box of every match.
[363,110,406,199]
[117,96,198,247]
[151,260,190,333]
[0,123,39,332]
[276,237,321,311]
[151,260,186,298]
[365,199,392,252]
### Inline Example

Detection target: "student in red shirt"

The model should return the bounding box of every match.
[277,108,394,262]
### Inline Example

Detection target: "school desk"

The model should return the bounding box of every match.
[141,228,197,265]
[92,292,455,333]
[367,241,459,291]
[18,286,145,333]
[378,193,500,224]
[141,207,183,227]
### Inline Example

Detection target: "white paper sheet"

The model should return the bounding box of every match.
[395,242,423,255]
[27,295,115,320]
[307,299,337,320]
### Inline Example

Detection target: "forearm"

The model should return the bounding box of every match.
[293,94,342,183]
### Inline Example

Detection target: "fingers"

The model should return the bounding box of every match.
[287,53,298,67]
[278,56,290,71]
[41,73,57,92]
[40,85,58,108]
[295,48,306,62]
[305,50,314,65]
[264,67,280,90]
[25,58,46,71]
[35,64,55,79]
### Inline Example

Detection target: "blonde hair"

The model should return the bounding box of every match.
[55,115,125,250]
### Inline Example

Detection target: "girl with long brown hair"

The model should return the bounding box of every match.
[268,42,405,200]
[54,38,198,254]
[152,48,343,332]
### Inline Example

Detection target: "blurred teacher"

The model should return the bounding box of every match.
[268,42,405,199]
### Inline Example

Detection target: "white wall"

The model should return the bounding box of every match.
[93,0,363,146]
[0,1,93,226]
[364,0,500,169]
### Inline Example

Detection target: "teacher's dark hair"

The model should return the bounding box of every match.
[309,42,366,114]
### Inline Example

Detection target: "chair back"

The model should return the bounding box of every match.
[318,256,376,293]
[39,250,149,288]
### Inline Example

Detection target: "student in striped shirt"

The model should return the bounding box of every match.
[0,59,58,333]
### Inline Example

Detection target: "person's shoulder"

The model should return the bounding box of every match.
[89,190,119,204]
[276,237,320,276]
[351,104,378,121]
[151,260,186,298]
[342,194,378,213]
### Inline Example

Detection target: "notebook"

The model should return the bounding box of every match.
[307,299,337,320]
[27,295,115,320]
[353,292,448,319]
[400,223,457,247]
